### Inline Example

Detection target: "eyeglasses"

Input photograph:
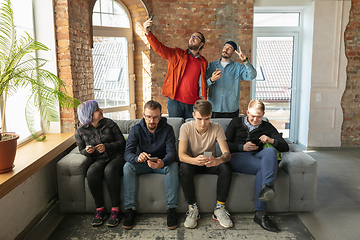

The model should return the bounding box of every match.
[189,35,202,41]
[144,115,161,121]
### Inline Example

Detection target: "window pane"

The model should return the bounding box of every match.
[254,13,300,27]
[104,110,130,120]
[5,88,41,142]
[93,37,129,109]
[92,0,129,28]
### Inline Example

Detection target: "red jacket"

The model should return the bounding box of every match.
[146,32,209,100]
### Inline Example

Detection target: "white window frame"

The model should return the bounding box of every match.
[253,8,303,143]
[92,0,136,119]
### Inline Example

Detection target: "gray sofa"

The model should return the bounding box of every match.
[57,118,317,214]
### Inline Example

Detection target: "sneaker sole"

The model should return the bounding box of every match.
[184,216,200,229]
[91,216,108,226]
[107,221,120,227]
[259,190,276,202]
[212,214,233,228]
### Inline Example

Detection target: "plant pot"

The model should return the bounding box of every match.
[0,133,19,173]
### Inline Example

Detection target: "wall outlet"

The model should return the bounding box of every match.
[316,93,322,102]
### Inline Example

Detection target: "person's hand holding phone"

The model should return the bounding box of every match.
[195,155,210,166]
[243,141,259,152]
[147,157,164,169]
[143,14,154,35]
[85,145,95,154]
[211,69,221,82]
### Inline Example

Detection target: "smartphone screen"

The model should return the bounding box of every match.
[149,157,158,162]
[203,151,212,158]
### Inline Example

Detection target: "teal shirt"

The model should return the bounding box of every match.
[206,59,257,113]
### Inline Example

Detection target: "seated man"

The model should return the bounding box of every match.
[226,100,289,232]
[178,100,233,229]
[123,100,179,230]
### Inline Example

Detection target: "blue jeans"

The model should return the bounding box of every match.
[230,147,278,212]
[123,161,179,210]
[167,98,194,119]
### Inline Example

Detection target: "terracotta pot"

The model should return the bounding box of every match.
[0,133,19,173]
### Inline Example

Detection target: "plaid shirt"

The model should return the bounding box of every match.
[75,118,125,162]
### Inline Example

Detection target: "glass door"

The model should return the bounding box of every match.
[253,33,299,142]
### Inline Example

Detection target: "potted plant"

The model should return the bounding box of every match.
[0,0,80,173]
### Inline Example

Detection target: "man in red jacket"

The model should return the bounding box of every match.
[143,17,208,119]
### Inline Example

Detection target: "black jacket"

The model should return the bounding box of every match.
[225,117,289,153]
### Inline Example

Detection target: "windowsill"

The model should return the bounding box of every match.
[0,132,75,199]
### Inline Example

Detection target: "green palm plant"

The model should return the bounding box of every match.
[0,0,80,141]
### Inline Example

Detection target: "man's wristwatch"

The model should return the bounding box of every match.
[243,57,248,63]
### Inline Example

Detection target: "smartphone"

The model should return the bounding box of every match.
[250,138,261,146]
[203,151,212,158]
[216,68,221,72]
[86,145,93,148]
[150,14,154,20]
[149,157,158,162]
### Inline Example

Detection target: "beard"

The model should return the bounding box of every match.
[188,42,201,51]
[147,123,157,131]
[221,51,231,59]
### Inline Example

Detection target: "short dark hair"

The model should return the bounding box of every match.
[144,100,162,112]
[196,31,205,51]
[193,100,212,116]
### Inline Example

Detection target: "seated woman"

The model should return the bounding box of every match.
[75,100,126,227]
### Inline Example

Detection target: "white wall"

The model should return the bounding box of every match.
[0,160,58,240]
[307,1,350,148]
[298,2,314,148]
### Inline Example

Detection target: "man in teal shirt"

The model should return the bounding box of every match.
[206,41,257,118]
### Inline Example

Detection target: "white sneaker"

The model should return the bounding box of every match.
[213,206,233,228]
[184,205,200,228]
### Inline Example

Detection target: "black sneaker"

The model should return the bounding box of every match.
[167,208,178,230]
[123,209,137,229]
[107,208,121,227]
[91,207,108,226]
[258,184,276,202]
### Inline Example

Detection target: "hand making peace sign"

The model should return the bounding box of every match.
[235,46,248,64]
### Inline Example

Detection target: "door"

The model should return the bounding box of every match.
[252,33,299,142]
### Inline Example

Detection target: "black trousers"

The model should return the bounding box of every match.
[179,162,232,205]
[212,109,239,119]
[87,155,125,208]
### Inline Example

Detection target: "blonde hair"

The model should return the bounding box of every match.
[248,100,265,113]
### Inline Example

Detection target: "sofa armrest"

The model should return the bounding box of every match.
[57,148,93,213]
[279,151,318,211]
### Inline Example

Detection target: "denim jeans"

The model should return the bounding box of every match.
[230,147,278,212]
[167,98,194,119]
[123,161,179,210]
[179,162,232,204]
[87,155,125,208]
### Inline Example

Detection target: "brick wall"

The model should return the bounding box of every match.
[55,0,254,127]
[342,0,360,146]
[55,0,94,130]
[142,0,254,115]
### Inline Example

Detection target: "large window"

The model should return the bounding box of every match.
[0,0,42,143]
[92,0,135,120]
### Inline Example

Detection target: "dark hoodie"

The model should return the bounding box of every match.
[225,116,289,153]
[124,117,176,166]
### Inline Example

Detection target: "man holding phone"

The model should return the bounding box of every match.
[205,41,257,118]
[178,100,233,229]
[225,100,289,232]
[123,100,179,230]
[143,15,208,119]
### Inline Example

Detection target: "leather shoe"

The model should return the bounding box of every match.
[253,214,280,232]
[258,184,276,202]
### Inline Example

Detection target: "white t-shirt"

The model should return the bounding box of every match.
[179,121,226,157]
